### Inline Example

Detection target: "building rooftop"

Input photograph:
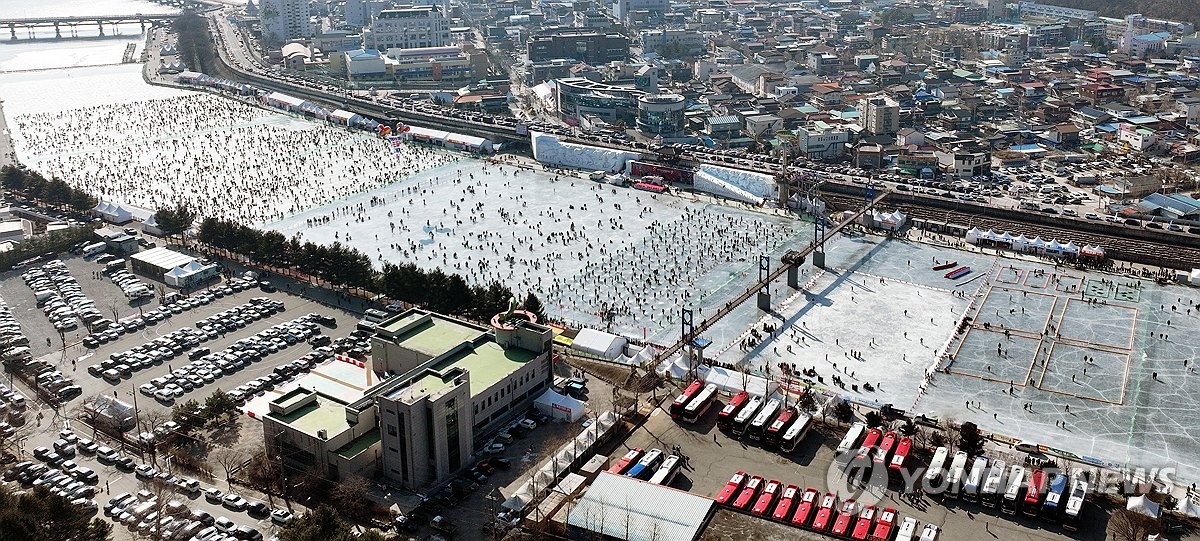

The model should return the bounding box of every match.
[568,472,714,541]
[266,394,349,439]
[388,315,487,358]
[335,430,381,459]
[439,340,538,397]
[130,246,195,270]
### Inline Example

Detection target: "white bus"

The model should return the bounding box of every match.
[922,446,949,490]
[946,452,969,499]
[834,422,868,463]
[730,395,764,437]
[980,459,1007,508]
[1001,465,1027,515]
[780,413,813,453]
[648,454,682,486]
[1063,477,1087,531]
[82,242,107,257]
[746,398,781,443]
[961,456,988,502]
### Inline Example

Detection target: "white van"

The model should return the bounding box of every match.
[895,517,920,541]
[82,242,107,257]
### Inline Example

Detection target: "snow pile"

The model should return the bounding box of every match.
[693,164,775,205]
[530,132,639,172]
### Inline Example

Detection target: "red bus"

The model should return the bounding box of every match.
[1023,469,1046,516]
[715,471,746,505]
[791,488,820,527]
[888,436,913,474]
[681,383,718,423]
[873,431,898,469]
[852,504,876,540]
[608,448,644,475]
[831,499,859,536]
[772,484,800,522]
[751,479,781,515]
[732,475,764,510]
[870,507,897,541]
[854,428,884,464]
[765,407,797,448]
[670,380,704,418]
[717,390,749,430]
[811,492,838,531]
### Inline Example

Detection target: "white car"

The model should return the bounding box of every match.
[484,443,505,454]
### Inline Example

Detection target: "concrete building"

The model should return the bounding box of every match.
[640,29,707,56]
[364,7,450,51]
[1017,1,1095,21]
[263,308,553,489]
[860,95,900,136]
[636,94,686,138]
[259,0,312,46]
[612,0,668,22]
[796,123,850,160]
[554,77,645,124]
[527,31,630,64]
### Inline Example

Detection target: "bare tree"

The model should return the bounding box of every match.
[1109,508,1162,541]
[213,448,246,488]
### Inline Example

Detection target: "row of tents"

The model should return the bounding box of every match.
[966,227,1106,259]
[176,72,381,131]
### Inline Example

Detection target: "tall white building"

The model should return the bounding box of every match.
[259,0,313,46]
[860,95,900,136]
[364,7,450,51]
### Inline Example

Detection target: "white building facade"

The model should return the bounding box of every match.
[364,7,451,51]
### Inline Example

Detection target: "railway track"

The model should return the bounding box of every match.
[822,193,1199,270]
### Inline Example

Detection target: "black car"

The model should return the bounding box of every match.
[246,501,270,517]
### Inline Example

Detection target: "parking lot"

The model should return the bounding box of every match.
[0,254,363,539]
[614,403,1114,540]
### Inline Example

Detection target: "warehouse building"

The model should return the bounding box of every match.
[129,247,196,278]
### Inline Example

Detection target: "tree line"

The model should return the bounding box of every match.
[196,217,547,322]
[1,164,97,212]
[174,10,217,74]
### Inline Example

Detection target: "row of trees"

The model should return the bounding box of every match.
[152,204,197,239]
[0,226,95,271]
[174,11,217,74]
[196,217,548,322]
[1,164,97,212]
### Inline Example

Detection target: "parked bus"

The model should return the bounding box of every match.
[1023,469,1047,516]
[772,484,800,522]
[746,398,781,443]
[791,488,820,527]
[873,431,898,470]
[82,242,107,257]
[895,517,920,541]
[765,407,797,447]
[831,499,859,537]
[608,448,644,475]
[922,446,949,490]
[980,460,1007,508]
[871,507,898,541]
[852,428,884,470]
[752,479,781,516]
[730,395,764,437]
[670,380,704,418]
[681,383,718,423]
[1042,472,1068,519]
[835,422,868,463]
[811,493,838,531]
[889,436,913,479]
[961,456,988,502]
[1001,465,1027,515]
[1063,478,1087,531]
[946,451,969,499]
[717,390,750,430]
[852,504,876,540]
[648,455,682,486]
[715,471,747,505]
[780,413,813,453]
[733,475,764,510]
[625,448,664,480]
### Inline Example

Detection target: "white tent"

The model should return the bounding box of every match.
[1190,269,1200,287]
[966,227,981,244]
[571,328,627,360]
[141,214,165,236]
[1127,495,1162,518]
[1176,498,1200,518]
[94,201,134,224]
[534,389,585,422]
[619,345,657,367]
[1063,241,1080,253]
[698,364,776,397]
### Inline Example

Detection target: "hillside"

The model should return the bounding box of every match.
[1042,0,1200,26]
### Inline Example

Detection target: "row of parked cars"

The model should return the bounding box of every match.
[143,312,318,405]
[106,266,153,301]
[88,298,285,388]
[25,260,96,333]
[0,298,31,362]
[105,486,280,541]
[81,279,260,349]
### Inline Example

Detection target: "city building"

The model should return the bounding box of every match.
[640,29,707,57]
[796,123,850,160]
[527,31,630,64]
[612,0,668,22]
[636,94,687,138]
[364,7,450,51]
[262,308,553,488]
[860,95,901,136]
[259,0,313,46]
[554,77,645,124]
[387,46,475,81]
[1017,1,1096,22]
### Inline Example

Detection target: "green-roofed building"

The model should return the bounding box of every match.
[263,307,554,489]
